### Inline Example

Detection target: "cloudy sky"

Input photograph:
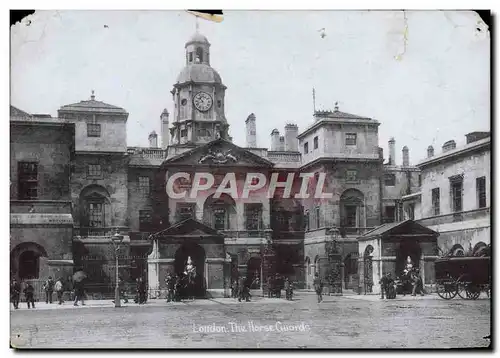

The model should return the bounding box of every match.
[11,10,489,164]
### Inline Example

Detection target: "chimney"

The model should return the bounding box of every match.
[160,108,169,148]
[465,131,490,144]
[278,136,285,151]
[245,113,257,147]
[427,145,434,158]
[388,137,396,165]
[270,129,280,151]
[378,147,384,160]
[442,140,456,152]
[284,123,299,152]
[149,131,158,148]
[402,146,409,166]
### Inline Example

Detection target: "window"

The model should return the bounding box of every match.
[384,173,396,186]
[180,129,187,137]
[189,52,193,62]
[217,100,222,108]
[344,205,357,227]
[213,208,227,230]
[139,210,153,231]
[88,202,104,227]
[313,136,318,149]
[384,206,395,223]
[87,123,101,137]
[407,203,415,220]
[18,162,38,200]
[345,133,357,146]
[432,188,440,216]
[476,177,486,208]
[138,176,150,196]
[87,164,102,178]
[181,99,187,106]
[177,203,195,221]
[315,206,320,229]
[245,204,263,231]
[450,176,463,213]
[346,170,357,182]
[197,128,211,137]
[304,210,310,231]
[304,142,309,154]
[418,174,422,187]
[196,47,203,62]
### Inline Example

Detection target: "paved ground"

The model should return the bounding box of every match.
[10,292,491,349]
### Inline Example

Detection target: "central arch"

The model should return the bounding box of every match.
[174,243,206,298]
[10,242,48,280]
[202,193,237,231]
[340,189,365,232]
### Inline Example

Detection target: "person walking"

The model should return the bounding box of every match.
[11,278,21,309]
[284,278,293,301]
[267,275,274,298]
[379,273,390,299]
[73,280,86,306]
[137,277,147,304]
[411,270,425,296]
[43,276,55,304]
[23,281,35,309]
[313,272,324,303]
[166,273,175,303]
[54,278,64,305]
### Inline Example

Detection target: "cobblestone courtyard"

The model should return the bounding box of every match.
[10,293,491,349]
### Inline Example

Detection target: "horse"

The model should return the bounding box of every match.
[183,271,197,300]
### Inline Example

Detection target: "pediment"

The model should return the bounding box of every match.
[361,220,439,240]
[152,218,223,238]
[163,138,274,168]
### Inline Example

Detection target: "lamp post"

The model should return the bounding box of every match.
[111,229,129,308]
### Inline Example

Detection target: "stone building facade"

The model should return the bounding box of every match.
[10,31,454,298]
[401,132,491,257]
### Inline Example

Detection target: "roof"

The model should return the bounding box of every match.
[176,64,223,84]
[313,109,371,120]
[58,99,128,115]
[186,32,210,47]
[10,105,31,118]
[417,136,490,168]
[359,220,439,241]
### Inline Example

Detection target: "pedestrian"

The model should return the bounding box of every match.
[174,275,182,302]
[54,278,64,305]
[313,272,323,303]
[137,277,147,304]
[230,279,238,298]
[11,278,21,309]
[166,273,175,302]
[284,278,293,300]
[386,274,396,299]
[267,275,274,298]
[238,276,250,302]
[43,276,55,304]
[274,274,282,299]
[379,273,390,299]
[411,270,425,296]
[23,281,35,309]
[73,280,86,306]
[66,276,74,301]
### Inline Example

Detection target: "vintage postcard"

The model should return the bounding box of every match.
[9,9,491,349]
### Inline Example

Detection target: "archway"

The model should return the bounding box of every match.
[396,240,421,275]
[10,242,48,280]
[473,242,489,257]
[203,193,237,231]
[340,189,365,232]
[449,244,465,257]
[363,245,374,293]
[344,253,358,289]
[174,243,206,298]
[246,257,261,288]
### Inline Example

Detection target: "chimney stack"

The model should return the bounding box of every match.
[270,129,280,151]
[388,137,396,165]
[427,145,434,158]
[402,146,409,166]
[442,140,456,152]
[160,108,169,148]
[284,123,299,151]
[278,136,285,151]
[245,113,257,147]
[149,131,158,148]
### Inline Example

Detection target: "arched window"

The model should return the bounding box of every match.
[196,47,203,63]
[19,251,39,279]
[305,257,311,275]
[449,244,465,257]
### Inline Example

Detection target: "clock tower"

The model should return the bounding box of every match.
[170,32,230,147]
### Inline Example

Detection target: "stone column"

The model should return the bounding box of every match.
[262,200,271,229]
[147,240,160,293]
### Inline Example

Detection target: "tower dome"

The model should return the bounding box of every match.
[176,64,222,84]
[185,32,210,47]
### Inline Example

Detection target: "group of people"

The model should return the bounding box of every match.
[10,276,86,309]
[379,256,426,299]
[164,273,184,303]
[266,274,294,301]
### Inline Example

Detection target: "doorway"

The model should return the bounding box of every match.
[396,240,421,276]
[174,243,206,298]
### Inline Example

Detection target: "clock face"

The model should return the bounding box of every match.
[193,92,213,112]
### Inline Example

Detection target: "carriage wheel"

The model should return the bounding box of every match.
[436,282,457,300]
[457,282,470,300]
[465,285,481,300]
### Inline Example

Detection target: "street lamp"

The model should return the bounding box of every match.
[111,229,129,308]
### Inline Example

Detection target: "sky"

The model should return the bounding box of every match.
[10,10,490,164]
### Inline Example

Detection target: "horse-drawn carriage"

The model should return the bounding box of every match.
[435,256,491,300]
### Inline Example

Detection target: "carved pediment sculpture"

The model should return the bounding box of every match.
[199,149,238,164]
